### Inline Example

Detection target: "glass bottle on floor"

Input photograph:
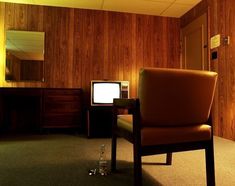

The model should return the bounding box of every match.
[98,144,108,175]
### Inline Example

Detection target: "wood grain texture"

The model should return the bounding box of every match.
[0,2,180,105]
[224,0,235,140]
[182,0,235,140]
[43,89,83,129]
[0,2,5,85]
[208,0,235,140]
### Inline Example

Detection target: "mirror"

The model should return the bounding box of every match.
[5,30,45,82]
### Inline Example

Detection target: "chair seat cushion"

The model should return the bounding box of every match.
[141,125,211,146]
[117,115,211,146]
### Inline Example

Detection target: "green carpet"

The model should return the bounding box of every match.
[0,134,234,186]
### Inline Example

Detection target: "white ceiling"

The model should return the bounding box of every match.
[0,0,202,17]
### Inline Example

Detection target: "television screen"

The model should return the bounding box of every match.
[92,82,121,105]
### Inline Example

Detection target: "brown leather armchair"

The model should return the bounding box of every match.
[111,68,217,186]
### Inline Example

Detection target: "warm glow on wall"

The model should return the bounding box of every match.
[0,3,5,86]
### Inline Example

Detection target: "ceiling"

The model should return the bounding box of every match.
[0,0,202,17]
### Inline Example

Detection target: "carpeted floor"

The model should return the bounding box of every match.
[0,134,234,186]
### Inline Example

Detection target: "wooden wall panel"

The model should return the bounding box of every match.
[0,2,180,106]
[212,0,227,139]
[27,4,44,31]
[225,0,235,140]
[0,3,5,85]
[4,3,15,30]
[181,0,235,140]
[208,0,235,140]
[73,9,84,89]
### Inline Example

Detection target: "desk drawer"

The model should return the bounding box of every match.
[42,89,83,129]
[44,102,81,113]
[43,113,81,128]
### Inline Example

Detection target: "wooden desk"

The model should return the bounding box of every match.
[0,88,83,133]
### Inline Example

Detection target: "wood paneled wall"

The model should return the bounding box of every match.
[208,0,235,140]
[0,3,5,84]
[181,0,235,140]
[0,2,180,105]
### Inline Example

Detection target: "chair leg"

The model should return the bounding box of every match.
[133,143,142,186]
[205,141,215,186]
[111,132,117,172]
[166,153,172,165]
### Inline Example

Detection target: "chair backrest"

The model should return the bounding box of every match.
[138,68,217,127]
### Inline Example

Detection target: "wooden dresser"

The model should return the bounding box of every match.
[0,88,83,133]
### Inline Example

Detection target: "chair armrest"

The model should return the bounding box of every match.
[113,98,139,114]
[113,98,138,109]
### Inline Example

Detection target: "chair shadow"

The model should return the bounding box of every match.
[107,160,164,186]
[0,159,164,186]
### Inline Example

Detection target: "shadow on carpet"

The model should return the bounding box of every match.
[0,159,163,186]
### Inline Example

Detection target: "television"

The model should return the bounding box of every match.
[91,80,129,106]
